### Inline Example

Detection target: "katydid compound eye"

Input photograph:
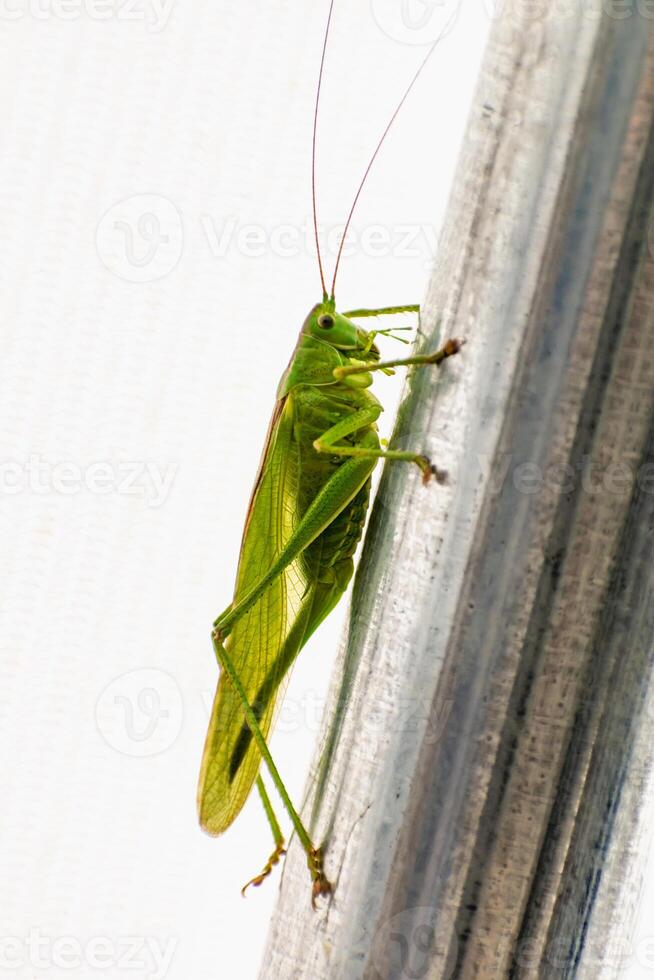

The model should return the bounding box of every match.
[318,314,334,329]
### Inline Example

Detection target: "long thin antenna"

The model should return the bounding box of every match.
[330,17,455,299]
[312,0,336,301]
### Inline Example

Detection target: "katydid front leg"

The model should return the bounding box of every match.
[343,305,421,354]
[342,304,420,318]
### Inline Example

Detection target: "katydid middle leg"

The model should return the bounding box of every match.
[312,405,440,481]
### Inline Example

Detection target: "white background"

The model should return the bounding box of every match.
[2,1,653,978]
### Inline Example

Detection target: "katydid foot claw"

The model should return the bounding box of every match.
[311,874,332,909]
[443,336,465,357]
[309,847,333,910]
[423,335,466,367]
[241,841,287,896]
[416,455,432,482]
[416,456,448,486]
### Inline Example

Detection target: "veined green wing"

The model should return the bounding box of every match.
[198,392,325,834]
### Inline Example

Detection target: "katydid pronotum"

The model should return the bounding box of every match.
[197,0,463,906]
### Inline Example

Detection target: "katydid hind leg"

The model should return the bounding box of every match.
[228,600,316,782]
[241,776,287,895]
[213,453,377,640]
[211,627,333,901]
[210,455,378,899]
[228,551,354,780]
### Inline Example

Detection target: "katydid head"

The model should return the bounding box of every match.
[303,302,379,357]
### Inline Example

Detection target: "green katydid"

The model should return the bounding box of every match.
[197,0,463,906]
